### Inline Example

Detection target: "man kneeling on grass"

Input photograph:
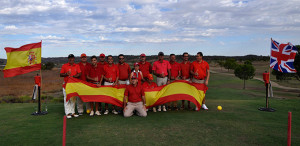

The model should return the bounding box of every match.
[123,75,147,117]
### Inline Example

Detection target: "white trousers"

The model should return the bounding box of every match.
[63,88,76,115]
[119,80,129,85]
[156,77,168,86]
[76,97,84,114]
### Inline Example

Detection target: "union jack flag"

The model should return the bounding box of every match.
[270,39,298,73]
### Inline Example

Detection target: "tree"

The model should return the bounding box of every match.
[234,61,256,89]
[224,58,238,72]
[217,60,225,71]
[42,62,55,70]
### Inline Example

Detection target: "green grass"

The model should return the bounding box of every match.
[0,73,299,145]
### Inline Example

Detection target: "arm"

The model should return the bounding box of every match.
[123,95,128,112]
[205,70,210,85]
[167,69,171,84]
[176,71,181,80]
[140,72,144,82]
[129,72,133,83]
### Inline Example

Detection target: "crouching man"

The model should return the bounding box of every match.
[123,75,147,117]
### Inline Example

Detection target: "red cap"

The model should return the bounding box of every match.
[147,74,153,80]
[80,53,87,58]
[100,53,105,58]
[140,53,146,57]
[134,62,139,67]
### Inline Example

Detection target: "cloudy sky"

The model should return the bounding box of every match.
[1,0,300,58]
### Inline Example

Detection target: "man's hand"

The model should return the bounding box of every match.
[161,73,165,78]
[112,82,116,86]
[96,83,101,87]
[182,76,186,80]
[67,71,71,76]
[194,72,199,76]
[143,105,147,111]
[109,78,112,82]
[170,76,175,80]
[123,106,127,112]
[94,76,98,82]
[205,80,209,86]
[167,80,170,84]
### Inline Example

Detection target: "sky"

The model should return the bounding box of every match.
[1,0,300,59]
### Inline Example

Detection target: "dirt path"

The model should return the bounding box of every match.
[210,69,300,92]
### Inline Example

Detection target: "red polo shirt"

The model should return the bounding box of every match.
[142,82,157,89]
[139,61,152,78]
[103,63,119,82]
[180,61,191,79]
[170,61,181,78]
[87,64,103,83]
[118,63,131,80]
[152,60,171,76]
[190,60,209,80]
[60,63,81,87]
[98,61,107,76]
[77,62,91,81]
[124,84,145,103]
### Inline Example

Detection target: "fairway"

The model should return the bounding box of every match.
[1,73,299,145]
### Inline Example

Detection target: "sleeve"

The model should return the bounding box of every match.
[60,65,65,74]
[124,86,129,96]
[152,62,156,71]
[206,62,210,70]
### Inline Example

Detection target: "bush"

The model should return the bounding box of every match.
[42,62,55,70]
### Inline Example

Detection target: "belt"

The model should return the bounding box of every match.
[194,78,204,80]
[119,79,128,81]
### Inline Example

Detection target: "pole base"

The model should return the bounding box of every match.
[258,107,276,112]
[31,111,48,116]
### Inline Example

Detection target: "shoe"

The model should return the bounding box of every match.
[72,113,79,118]
[174,106,178,111]
[202,104,208,110]
[104,110,109,115]
[112,109,118,115]
[167,106,171,111]
[162,106,167,112]
[79,113,83,116]
[195,107,199,111]
[66,114,72,119]
[157,106,161,112]
[95,111,101,116]
[153,107,157,112]
[90,111,94,116]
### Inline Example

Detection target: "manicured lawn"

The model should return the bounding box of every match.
[0,73,299,145]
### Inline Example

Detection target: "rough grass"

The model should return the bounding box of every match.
[0,73,299,145]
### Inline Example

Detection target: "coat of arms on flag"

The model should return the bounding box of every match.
[270,39,298,73]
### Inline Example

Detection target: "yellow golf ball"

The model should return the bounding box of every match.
[217,106,222,111]
[86,109,91,114]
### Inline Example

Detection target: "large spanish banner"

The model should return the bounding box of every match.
[66,77,207,110]
[3,42,42,78]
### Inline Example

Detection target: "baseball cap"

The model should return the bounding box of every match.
[140,53,146,57]
[158,52,164,56]
[134,62,139,66]
[100,53,105,58]
[68,54,75,58]
[147,74,154,80]
[80,53,87,58]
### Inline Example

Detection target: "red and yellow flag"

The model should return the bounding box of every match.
[66,78,207,110]
[3,42,42,78]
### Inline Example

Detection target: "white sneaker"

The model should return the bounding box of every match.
[79,113,83,116]
[157,106,161,112]
[195,107,199,111]
[90,111,94,116]
[66,114,72,119]
[202,104,208,110]
[153,107,157,112]
[73,114,79,118]
[162,106,167,112]
[104,110,109,115]
[95,111,101,116]
[112,109,118,115]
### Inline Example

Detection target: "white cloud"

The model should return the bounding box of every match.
[4,25,17,30]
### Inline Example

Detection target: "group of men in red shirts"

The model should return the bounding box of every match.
[60,51,210,118]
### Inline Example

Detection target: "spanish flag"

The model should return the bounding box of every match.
[66,78,207,110]
[3,42,42,78]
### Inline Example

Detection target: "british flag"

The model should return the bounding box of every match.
[270,39,298,73]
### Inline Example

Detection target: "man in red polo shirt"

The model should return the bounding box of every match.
[86,56,103,116]
[123,75,147,117]
[142,74,157,89]
[152,52,171,112]
[139,53,152,80]
[190,52,210,110]
[180,52,192,110]
[97,53,107,112]
[101,55,119,115]
[169,54,181,110]
[117,54,131,85]
[60,54,81,119]
[77,53,92,115]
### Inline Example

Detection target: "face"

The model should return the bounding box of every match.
[140,56,146,62]
[158,55,164,60]
[170,55,176,62]
[196,54,203,61]
[81,57,87,63]
[99,56,105,62]
[119,56,125,64]
[183,54,189,61]
[108,57,113,64]
[91,58,98,66]
[131,78,138,85]
[134,65,139,70]
[68,57,75,64]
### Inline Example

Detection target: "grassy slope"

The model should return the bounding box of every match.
[0,73,299,145]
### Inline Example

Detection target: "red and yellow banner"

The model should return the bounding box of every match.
[3,42,42,78]
[66,78,207,110]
